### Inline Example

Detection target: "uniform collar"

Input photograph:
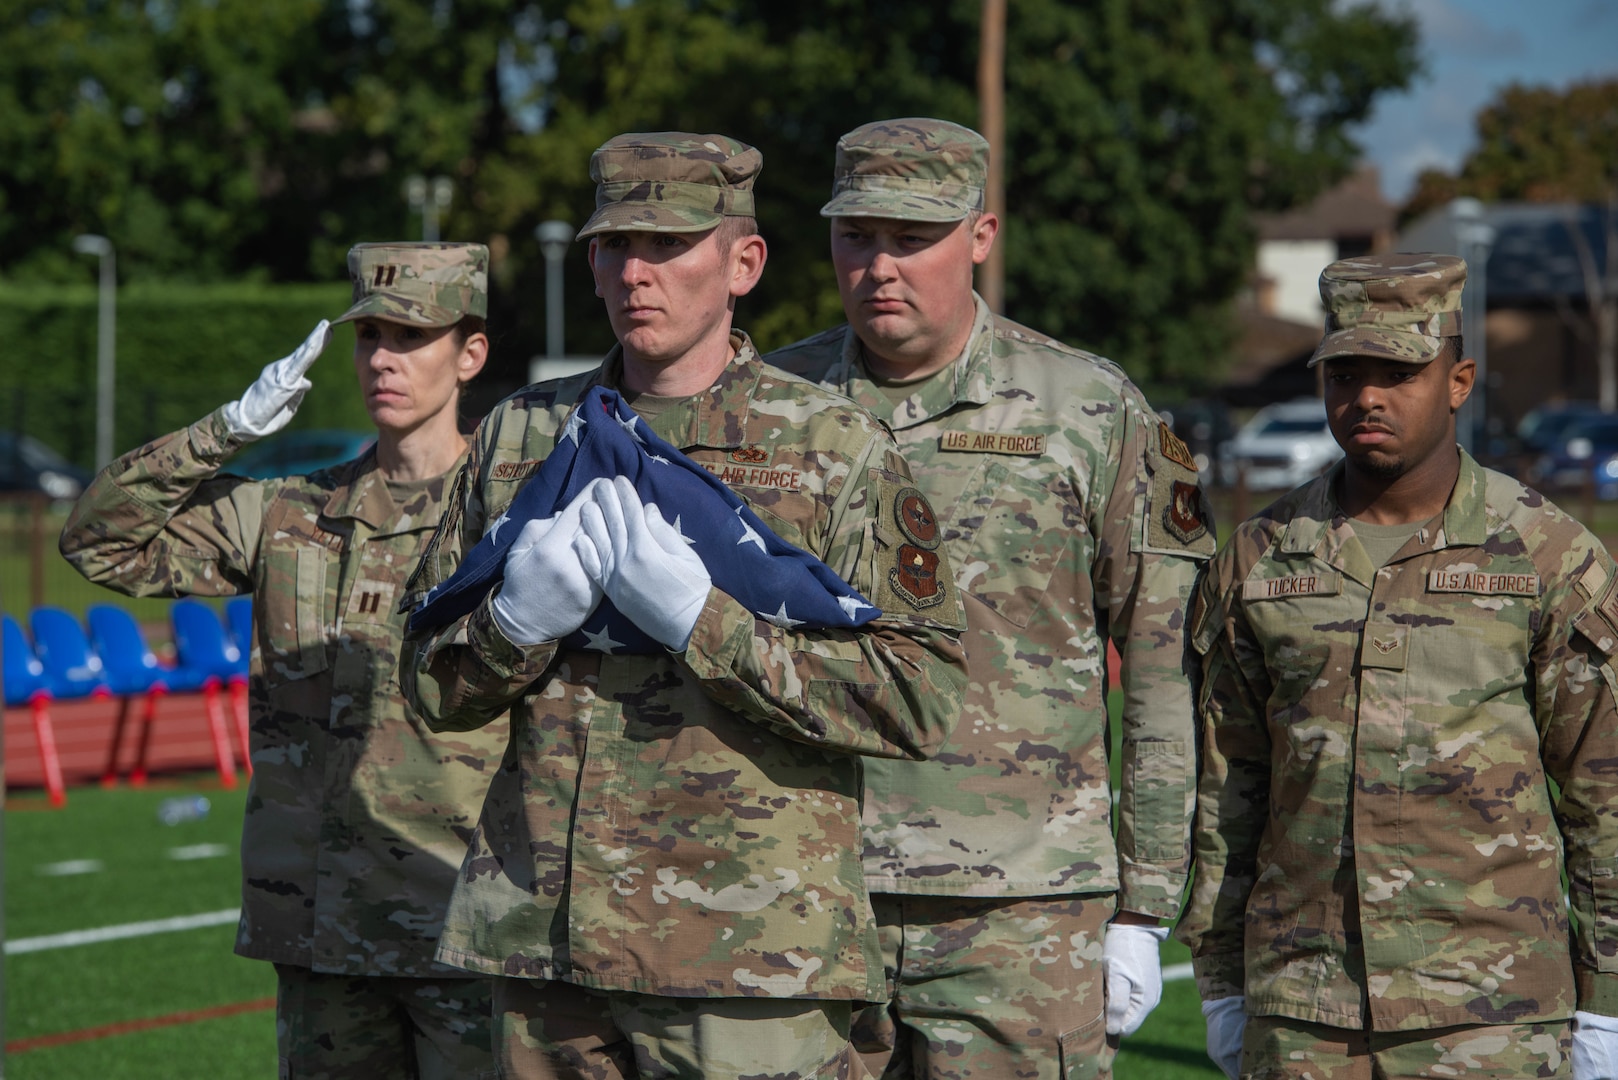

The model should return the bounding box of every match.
[595,330,764,449]
[321,445,464,537]
[1278,447,1487,575]
[834,293,996,429]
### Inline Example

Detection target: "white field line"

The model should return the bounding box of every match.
[6,908,240,955]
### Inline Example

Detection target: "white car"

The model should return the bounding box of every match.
[1225,398,1342,490]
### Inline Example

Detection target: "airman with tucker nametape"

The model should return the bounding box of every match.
[60,242,506,1079]
[398,131,968,1080]
[1177,252,1618,1080]
[768,116,1214,1080]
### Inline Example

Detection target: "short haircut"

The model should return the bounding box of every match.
[715,215,759,255]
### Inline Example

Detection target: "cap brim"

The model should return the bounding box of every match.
[819,191,970,222]
[576,203,727,240]
[1307,327,1444,368]
[333,294,463,328]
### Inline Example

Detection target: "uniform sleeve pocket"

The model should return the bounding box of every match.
[1122,739,1193,863]
[1588,856,1618,973]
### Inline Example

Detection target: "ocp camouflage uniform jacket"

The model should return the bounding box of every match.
[1175,451,1618,1030]
[767,296,1213,917]
[399,333,968,1001]
[59,408,506,976]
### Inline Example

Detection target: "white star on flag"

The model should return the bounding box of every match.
[560,408,587,447]
[581,624,626,653]
[616,413,645,443]
[836,594,874,621]
[734,508,768,553]
[672,516,696,546]
[647,453,671,466]
[759,602,805,629]
[485,510,511,544]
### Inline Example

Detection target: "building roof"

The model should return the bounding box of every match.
[1397,202,1612,305]
[1256,167,1396,242]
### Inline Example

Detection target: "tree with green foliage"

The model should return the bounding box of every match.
[1,0,1419,398]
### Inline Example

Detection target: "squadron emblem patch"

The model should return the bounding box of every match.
[891,546,944,608]
[893,486,940,550]
[1163,479,1209,545]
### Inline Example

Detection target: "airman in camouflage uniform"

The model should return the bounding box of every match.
[767,117,1214,1080]
[1176,254,1618,1080]
[397,133,969,1079]
[60,242,505,1080]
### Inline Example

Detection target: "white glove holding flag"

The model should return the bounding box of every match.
[1103,920,1170,1036]
[490,479,609,646]
[1201,996,1247,1080]
[575,475,712,650]
[221,320,331,441]
[1573,1010,1618,1080]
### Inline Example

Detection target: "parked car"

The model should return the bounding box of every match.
[1528,414,1618,498]
[0,432,92,500]
[1517,401,1606,454]
[226,429,375,480]
[1224,398,1342,491]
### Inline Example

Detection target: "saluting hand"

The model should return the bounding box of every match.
[222,320,331,441]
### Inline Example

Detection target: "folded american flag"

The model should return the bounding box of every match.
[407,386,880,652]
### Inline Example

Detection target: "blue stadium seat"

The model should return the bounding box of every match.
[3,613,51,706]
[170,599,242,683]
[29,607,110,699]
[87,605,208,696]
[4,613,67,806]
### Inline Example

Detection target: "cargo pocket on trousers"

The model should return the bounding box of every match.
[1058,1011,1109,1080]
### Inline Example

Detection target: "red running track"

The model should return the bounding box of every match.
[5,691,243,793]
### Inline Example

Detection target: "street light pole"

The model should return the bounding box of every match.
[535,220,573,360]
[405,176,455,242]
[1449,198,1497,455]
[72,234,116,468]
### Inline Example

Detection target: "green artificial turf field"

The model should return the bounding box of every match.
[4,728,1222,1077]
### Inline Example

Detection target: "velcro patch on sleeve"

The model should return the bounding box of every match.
[1144,421,1215,557]
[869,471,965,630]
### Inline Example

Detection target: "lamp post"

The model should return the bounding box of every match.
[405,176,454,242]
[535,220,573,360]
[72,234,116,469]
[1449,197,1497,455]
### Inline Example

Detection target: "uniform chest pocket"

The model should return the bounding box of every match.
[261,545,332,684]
[949,462,1068,629]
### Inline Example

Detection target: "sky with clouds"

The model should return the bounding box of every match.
[1354,0,1618,206]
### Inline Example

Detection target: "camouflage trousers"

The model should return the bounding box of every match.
[492,976,870,1079]
[274,964,496,1080]
[851,893,1115,1080]
[1242,1015,1572,1079]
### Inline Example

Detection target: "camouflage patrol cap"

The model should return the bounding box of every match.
[576,132,761,240]
[1308,253,1466,367]
[335,242,489,328]
[820,118,988,223]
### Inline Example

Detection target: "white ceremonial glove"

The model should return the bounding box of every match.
[1201,996,1247,1080]
[1103,921,1171,1037]
[1573,1010,1618,1080]
[221,320,331,441]
[575,475,712,651]
[489,479,609,646]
